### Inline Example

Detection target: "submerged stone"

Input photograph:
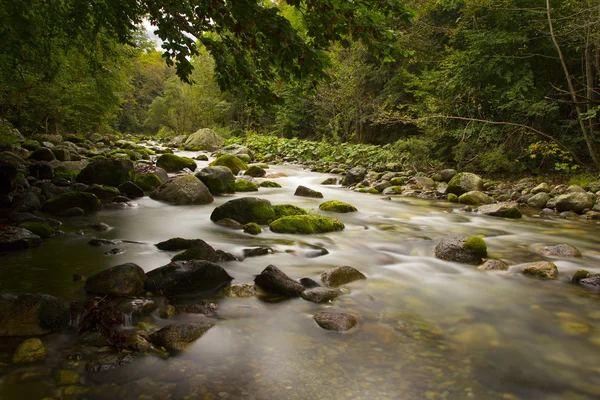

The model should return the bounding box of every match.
[522,261,558,280]
[0,293,70,336]
[313,312,357,332]
[434,234,487,265]
[150,322,214,352]
[86,353,135,373]
[321,266,366,288]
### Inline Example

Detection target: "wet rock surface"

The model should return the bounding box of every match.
[254,265,305,297]
[145,260,233,296]
[313,312,358,332]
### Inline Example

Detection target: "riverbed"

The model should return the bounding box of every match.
[1,150,600,400]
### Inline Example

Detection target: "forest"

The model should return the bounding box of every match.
[1,0,598,177]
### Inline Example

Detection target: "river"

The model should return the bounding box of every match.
[1,149,599,399]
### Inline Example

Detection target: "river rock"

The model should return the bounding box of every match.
[150,322,214,352]
[254,265,304,297]
[84,263,147,296]
[221,144,254,161]
[434,234,487,265]
[321,266,366,288]
[447,172,484,196]
[76,158,134,187]
[0,151,24,194]
[554,192,594,213]
[531,182,550,194]
[319,200,357,213]
[301,287,340,303]
[244,165,266,178]
[135,164,169,183]
[210,154,248,175]
[171,240,225,262]
[294,185,323,198]
[313,312,357,332]
[458,191,493,206]
[527,192,550,209]
[150,175,213,205]
[522,261,558,279]
[440,169,457,183]
[195,166,236,194]
[579,276,600,290]
[156,237,204,251]
[0,293,70,336]
[183,128,224,151]
[477,259,509,271]
[41,191,102,214]
[0,226,43,251]
[475,202,522,218]
[86,353,135,373]
[210,197,274,225]
[344,167,367,186]
[269,215,344,234]
[118,181,144,198]
[536,244,582,258]
[175,300,218,316]
[28,161,54,179]
[221,283,256,298]
[408,176,435,189]
[12,338,46,364]
[145,260,233,296]
[156,153,197,172]
[29,147,55,162]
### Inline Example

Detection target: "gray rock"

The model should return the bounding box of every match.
[579,276,600,290]
[408,176,435,189]
[29,147,56,162]
[440,169,457,183]
[321,266,366,288]
[531,183,550,194]
[150,322,214,352]
[344,167,367,186]
[0,293,70,336]
[145,260,233,296]
[527,192,550,209]
[458,191,493,206]
[84,263,147,296]
[195,166,236,195]
[536,244,582,258]
[554,192,594,213]
[477,259,509,271]
[183,128,224,151]
[76,158,134,187]
[475,202,522,218]
[301,287,340,303]
[118,181,144,198]
[254,265,304,297]
[522,261,558,280]
[434,234,487,265]
[0,225,43,251]
[150,175,214,205]
[313,312,357,332]
[447,172,484,196]
[86,353,135,373]
[294,185,323,198]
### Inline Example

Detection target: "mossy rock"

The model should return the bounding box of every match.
[22,140,41,151]
[54,369,80,386]
[447,172,484,196]
[319,200,357,213]
[171,241,221,262]
[18,222,54,238]
[447,193,459,203]
[244,165,266,177]
[359,188,379,194]
[156,154,197,173]
[111,149,141,161]
[458,191,493,206]
[42,192,102,214]
[243,222,262,235]
[54,166,79,181]
[84,184,120,200]
[434,234,487,265]
[12,338,46,364]
[259,180,281,188]
[195,166,236,195]
[235,179,259,192]
[133,173,163,191]
[210,197,275,225]
[522,261,558,280]
[209,154,248,175]
[269,215,345,234]
[273,204,307,219]
[463,236,487,259]
[76,158,134,187]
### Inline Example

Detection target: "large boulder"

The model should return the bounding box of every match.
[475,202,522,218]
[135,164,169,183]
[244,165,266,178]
[554,192,594,213]
[254,265,305,297]
[171,240,227,262]
[12,338,46,364]
[313,312,357,332]
[447,172,484,196]
[150,323,214,352]
[156,154,197,173]
[0,151,25,194]
[29,147,56,162]
[434,234,487,265]
[0,293,70,336]
[458,190,493,206]
[527,192,550,209]
[145,260,233,296]
[0,226,43,251]
[294,185,323,198]
[195,166,236,194]
[536,244,581,258]
[210,154,248,175]
[321,266,366,288]
[41,192,102,214]
[76,158,134,187]
[319,200,357,213]
[269,215,344,234]
[210,197,275,225]
[150,175,214,205]
[343,167,367,186]
[183,128,224,151]
[84,263,147,296]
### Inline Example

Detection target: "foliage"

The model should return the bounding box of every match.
[77,296,130,350]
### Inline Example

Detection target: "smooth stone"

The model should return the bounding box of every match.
[84,263,147,296]
[150,323,214,352]
[301,287,340,303]
[536,244,582,258]
[522,261,558,280]
[145,260,233,296]
[477,259,509,271]
[320,266,366,288]
[313,312,357,332]
[12,338,46,364]
[254,265,304,297]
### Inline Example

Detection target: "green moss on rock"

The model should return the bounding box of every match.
[235,179,259,192]
[54,166,79,181]
[18,222,54,238]
[463,236,487,259]
[84,184,120,200]
[243,222,262,235]
[42,192,102,214]
[210,197,275,225]
[259,180,281,188]
[319,200,358,213]
[156,154,197,172]
[447,193,459,203]
[273,204,307,219]
[134,174,163,191]
[269,215,345,234]
[209,154,248,175]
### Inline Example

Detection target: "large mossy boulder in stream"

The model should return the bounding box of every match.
[150,175,213,205]
[18,222,54,238]
[0,226,43,250]
[273,204,307,219]
[0,293,71,336]
[12,338,46,364]
[209,154,248,175]
[183,128,224,151]
[235,179,259,192]
[434,234,487,265]
[145,260,233,296]
[156,153,197,172]
[42,192,102,214]
[554,192,594,213]
[195,166,236,194]
[210,197,274,225]
[76,158,135,187]
[171,239,233,262]
[84,263,147,296]
[269,215,344,234]
[475,202,522,219]
[133,173,163,191]
[150,322,214,352]
[319,200,357,213]
[447,172,484,196]
[458,191,493,206]
[254,265,305,297]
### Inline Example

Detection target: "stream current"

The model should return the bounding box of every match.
[1,149,600,399]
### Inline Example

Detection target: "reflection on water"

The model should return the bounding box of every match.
[1,153,600,399]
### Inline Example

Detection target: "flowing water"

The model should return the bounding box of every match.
[1,149,600,399]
